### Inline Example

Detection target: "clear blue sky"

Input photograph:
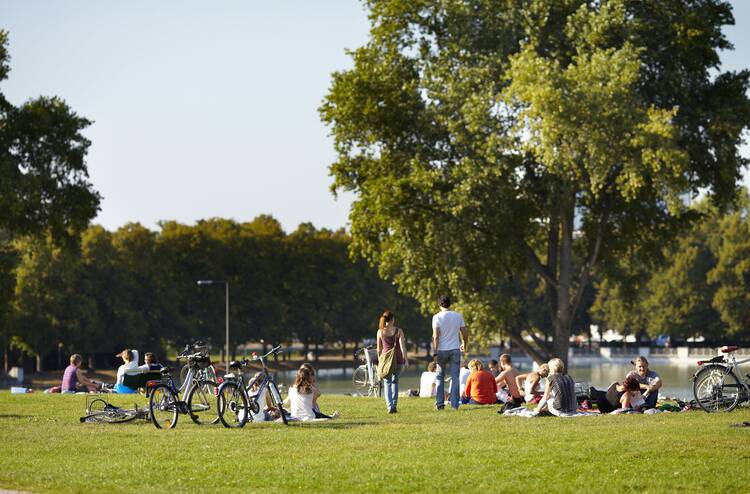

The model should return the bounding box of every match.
[2,1,749,233]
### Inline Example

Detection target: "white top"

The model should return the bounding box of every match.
[524,376,544,402]
[432,309,465,351]
[448,367,472,395]
[250,387,269,422]
[419,371,438,397]
[115,349,140,385]
[288,385,316,421]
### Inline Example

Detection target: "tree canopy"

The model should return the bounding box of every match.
[321,0,750,363]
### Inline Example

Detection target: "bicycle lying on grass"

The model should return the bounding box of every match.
[352,345,381,397]
[693,345,750,413]
[80,396,149,424]
[148,344,220,429]
[216,345,289,428]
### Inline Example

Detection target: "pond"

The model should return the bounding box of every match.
[274,361,750,400]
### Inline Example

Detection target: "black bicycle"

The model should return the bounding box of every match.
[216,345,289,428]
[148,344,220,429]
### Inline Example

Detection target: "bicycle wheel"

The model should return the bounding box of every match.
[81,408,138,424]
[371,379,382,398]
[87,398,108,414]
[150,384,179,429]
[269,381,288,425]
[217,381,248,428]
[352,365,368,389]
[187,380,220,425]
[693,365,742,413]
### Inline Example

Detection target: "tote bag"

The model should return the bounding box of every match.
[377,332,399,379]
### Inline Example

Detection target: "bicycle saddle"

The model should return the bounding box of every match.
[721,346,739,353]
[160,366,173,374]
[229,360,245,369]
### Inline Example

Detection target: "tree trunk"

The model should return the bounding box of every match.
[35,353,42,373]
[314,340,320,362]
[302,338,309,360]
[553,199,575,368]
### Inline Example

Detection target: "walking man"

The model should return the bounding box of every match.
[432,295,468,410]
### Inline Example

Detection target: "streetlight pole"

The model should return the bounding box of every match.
[197,279,230,373]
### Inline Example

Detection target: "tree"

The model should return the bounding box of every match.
[0,31,100,240]
[320,0,750,364]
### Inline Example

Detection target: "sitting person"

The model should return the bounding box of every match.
[618,375,646,411]
[535,358,576,416]
[462,359,498,405]
[516,363,550,404]
[113,348,140,394]
[61,354,98,393]
[495,354,524,408]
[246,371,282,422]
[488,359,500,378]
[419,361,439,398]
[627,356,662,408]
[286,366,335,421]
[300,363,337,419]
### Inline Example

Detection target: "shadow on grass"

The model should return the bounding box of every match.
[284,420,372,429]
[0,413,31,419]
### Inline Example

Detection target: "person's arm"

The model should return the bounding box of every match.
[398,329,409,367]
[463,374,472,398]
[459,326,468,353]
[132,349,140,365]
[495,370,506,387]
[491,373,498,394]
[432,326,440,355]
[646,376,663,395]
[534,381,551,413]
[620,392,630,409]
[376,329,383,355]
[515,373,527,392]
[76,368,94,386]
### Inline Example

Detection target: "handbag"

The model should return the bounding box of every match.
[377,331,399,379]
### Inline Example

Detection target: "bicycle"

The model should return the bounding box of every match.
[178,341,217,386]
[148,344,220,429]
[80,396,149,424]
[692,345,750,412]
[352,345,381,397]
[216,345,289,428]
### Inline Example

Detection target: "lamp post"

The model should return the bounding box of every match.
[197,279,229,373]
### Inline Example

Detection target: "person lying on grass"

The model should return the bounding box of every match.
[515,363,550,405]
[462,359,498,405]
[617,375,647,412]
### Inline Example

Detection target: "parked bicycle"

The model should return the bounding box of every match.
[148,343,220,429]
[693,345,750,412]
[216,345,289,428]
[352,345,381,397]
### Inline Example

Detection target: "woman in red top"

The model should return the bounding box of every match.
[463,359,498,404]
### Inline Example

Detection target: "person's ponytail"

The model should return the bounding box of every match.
[379,310,394,331]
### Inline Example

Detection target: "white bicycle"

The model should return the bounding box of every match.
[353,345,381,397]
[693,345,750,413]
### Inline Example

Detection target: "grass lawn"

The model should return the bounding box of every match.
[1,392,749,493]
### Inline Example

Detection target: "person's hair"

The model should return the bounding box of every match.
[70,354,82,365]
[119,349,133,362]
[537,363,550,377]
[300,362,316,380]
[468,359,483,372]
[427,361,437,372]
[438,295,451,308]
[379,311,394,331]
[634,356,649,367]
[489,359,498,367]
[144,352,154,361]
[294,366,315,394]
[499,354,512,366]
[623,375,640,391]
[548,358,564,374]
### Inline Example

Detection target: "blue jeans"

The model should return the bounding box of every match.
[383,365,402,411]
[436,349,461,409]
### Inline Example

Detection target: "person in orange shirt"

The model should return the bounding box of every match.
[463,359,498,404]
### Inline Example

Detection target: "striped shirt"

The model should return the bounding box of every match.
[549,374,577,414]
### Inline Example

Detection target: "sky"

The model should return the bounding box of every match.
[2,1,749,234]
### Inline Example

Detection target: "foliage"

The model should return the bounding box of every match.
[320,0,750,362]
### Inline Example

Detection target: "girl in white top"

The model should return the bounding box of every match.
[287,366,319,421]
[113,349,140,393]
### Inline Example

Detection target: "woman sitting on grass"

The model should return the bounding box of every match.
[534,358,576,416]
[300,363,338,419]
[286,365,337,421]
[516,363,549,404]
[462,359,498,405]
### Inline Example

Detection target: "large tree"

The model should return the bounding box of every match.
[321,0,750,363]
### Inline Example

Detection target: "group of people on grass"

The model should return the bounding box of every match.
[378,294,664,416]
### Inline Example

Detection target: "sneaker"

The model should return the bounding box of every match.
[331,410,340,419]
[435,404,444,410]
[388,408,397,414]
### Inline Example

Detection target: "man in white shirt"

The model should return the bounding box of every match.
[432,295,468,410]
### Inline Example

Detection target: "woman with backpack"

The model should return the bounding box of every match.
[377,310,409,414]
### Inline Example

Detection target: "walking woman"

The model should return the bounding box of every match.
[377,310,409,413]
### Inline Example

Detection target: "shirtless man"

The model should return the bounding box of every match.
[495,354,523,408]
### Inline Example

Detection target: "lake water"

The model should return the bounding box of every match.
[274,361,750,400]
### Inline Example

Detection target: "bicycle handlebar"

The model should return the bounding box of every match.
[251,345,283,361]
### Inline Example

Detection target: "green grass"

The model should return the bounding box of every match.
[1,392,749,493]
